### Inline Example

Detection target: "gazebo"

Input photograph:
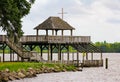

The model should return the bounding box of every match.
[34,16,75,40]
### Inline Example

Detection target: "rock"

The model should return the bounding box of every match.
[5,68,10,73]
[0,72,9,82]
[20,69,26,74]
[62,69,66,72]
[27,68,37,77]
[9,76,15,81]
[35,69,43,74]
[17,72,26,78]
[10,71,20,80]
[77,68,83,71]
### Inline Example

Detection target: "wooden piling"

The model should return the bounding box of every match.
[72,52,74,61]
[3,46,5,62]
[48,44,50,61]
[58,44,61,61]
[17,55,19,61]
[0,56,1,62]
[105,58,108,69]
[10,49,12,61]
[67,45,69,63]
[77,52,79,67]
[91,52,93,60]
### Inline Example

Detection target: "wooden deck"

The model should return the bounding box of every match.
[20,35,91,44]
[0,35,91,44]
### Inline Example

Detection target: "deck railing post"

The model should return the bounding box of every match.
[0,56,1,62]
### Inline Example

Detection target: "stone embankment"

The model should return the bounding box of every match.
[0,67,82,82]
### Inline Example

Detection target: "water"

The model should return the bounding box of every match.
[8,53,120,82]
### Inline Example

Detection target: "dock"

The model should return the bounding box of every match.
[0,16,103,67]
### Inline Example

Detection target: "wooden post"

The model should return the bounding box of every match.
[50,44,53,61]
[17,55,19,61]
[10,49,12,61]
[62,52,64,63]
[71,30,73,36]
[58,44,61,61]
[40,45,43,58]
[67,45,70,63]
[77,51,79,67]
[82,52,85,64]
[101,52,103,60]
[52,30,54,35]
[48,44,50,61]
[72,52,74,61]
[86,53,88,60]
[36,29,39,41]
[55,30,58,36]
[3,44,5,62]
[13,52,14,61]
[105,58,108,69]
[91,52,93,60]
[46,30,48,36]
[61,30,64,36]
[0,56,1,62]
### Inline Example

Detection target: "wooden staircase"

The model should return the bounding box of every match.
[71,43,101,53]
[2,35,43,61]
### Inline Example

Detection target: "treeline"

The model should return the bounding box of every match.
[94,41,120,53]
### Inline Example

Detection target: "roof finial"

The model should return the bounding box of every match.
[58,8,67,19]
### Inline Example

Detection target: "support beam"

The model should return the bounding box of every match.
[72,52,74,61]
[67,45,70,61]
[13,52,14,61]
[28,45,36,51]
[2,44,6,62]
[58,44,61,61]
[36,29,39,41]
[55,30,58,36]
[48,44,50,61]
[77,51,79,67]
[10,48,12,61]
[86,53,88,60]
[46,30,48,36]
[62,52,64,63]
[61,30,64,36]
[39,45,43,57]
[3,47,5,62]
[17,55,19,61]
[52,30,54,35]
[91,52,93,60]
[101,52,103,60]
[50,44,53,61]
[71,30,73,36]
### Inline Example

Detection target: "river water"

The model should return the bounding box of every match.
[7,53,120,82]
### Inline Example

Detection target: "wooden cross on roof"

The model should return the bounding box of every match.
[58,8,67,19]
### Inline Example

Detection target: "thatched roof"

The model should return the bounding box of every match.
[34,16,75,30]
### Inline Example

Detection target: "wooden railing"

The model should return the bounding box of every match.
[0,35,91,43]
[0,35,32,58]
[20,35,91,43]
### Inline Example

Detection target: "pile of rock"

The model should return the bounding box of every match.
[0,66,82,82]
[0,68,37,82]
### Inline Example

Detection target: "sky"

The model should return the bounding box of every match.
[1,0,120,43]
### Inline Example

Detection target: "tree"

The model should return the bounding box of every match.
[0,0,35,42]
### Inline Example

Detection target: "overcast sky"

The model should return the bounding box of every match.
[1,0,120,43]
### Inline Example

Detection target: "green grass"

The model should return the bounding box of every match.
[0,62,76,72]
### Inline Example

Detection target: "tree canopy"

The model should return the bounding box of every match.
[94,41,120,53]
[0,0,35,42]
